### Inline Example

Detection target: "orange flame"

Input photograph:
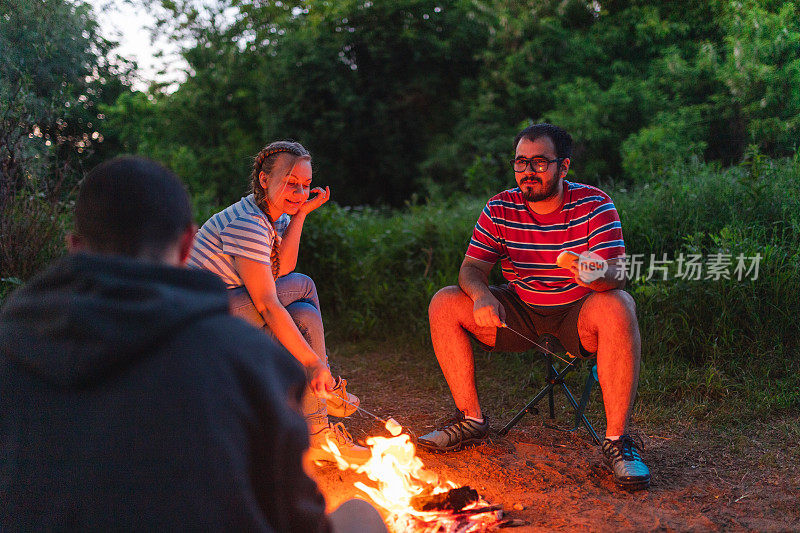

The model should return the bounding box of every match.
[321,420,501,532]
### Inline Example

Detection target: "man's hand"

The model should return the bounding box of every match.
[473,294,506,328]
[556,250,580,271]
[308,363,335,399]
[559,252,625,291]
[566,260,592,288]
[459,256,506,328]
[299,186,330,215]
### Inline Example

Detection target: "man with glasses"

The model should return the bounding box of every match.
[419,123,650,491]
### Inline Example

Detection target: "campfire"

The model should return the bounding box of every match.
[321,420,508,532]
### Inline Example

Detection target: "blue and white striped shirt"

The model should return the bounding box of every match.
[188,194,290,288]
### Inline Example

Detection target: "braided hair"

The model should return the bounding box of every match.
[250,140,311,279]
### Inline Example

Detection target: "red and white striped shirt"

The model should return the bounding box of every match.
[466,181,626,307]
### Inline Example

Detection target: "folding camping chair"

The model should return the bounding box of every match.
[497,333,601,444]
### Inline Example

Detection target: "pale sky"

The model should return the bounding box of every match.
[85,0,186,90]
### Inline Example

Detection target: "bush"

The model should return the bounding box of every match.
[298,197,485,341]
[617,150,800,416]
[0,183,69,298]
[620,106,709,183]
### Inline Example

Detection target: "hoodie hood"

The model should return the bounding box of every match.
[0,253,229,389]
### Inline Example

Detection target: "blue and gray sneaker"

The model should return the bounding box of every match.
[417,412,489,452]
[602,434,651,491]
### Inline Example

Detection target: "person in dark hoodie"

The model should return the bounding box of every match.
[0,156,385,532]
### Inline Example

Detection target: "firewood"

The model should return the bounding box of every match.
[410,486,479,511]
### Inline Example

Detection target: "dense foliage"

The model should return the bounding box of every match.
[0,0,130,286]
[97,0,800,207]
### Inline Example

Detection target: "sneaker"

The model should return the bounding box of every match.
[417,412,489,452]
[307,422,371,466]
[602,434,651,491]
[326,377,359,418]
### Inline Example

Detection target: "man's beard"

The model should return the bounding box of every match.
[521,176,560,202]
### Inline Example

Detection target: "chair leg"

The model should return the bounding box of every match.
[498,360,576,436]
[556,383,600,444]
[498,382,556,436]
[547,355,555,419]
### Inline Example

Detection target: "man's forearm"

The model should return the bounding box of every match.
[458,262,494,302]
[585,261,627,292]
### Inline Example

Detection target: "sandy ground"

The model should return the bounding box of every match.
[311,350,800,532]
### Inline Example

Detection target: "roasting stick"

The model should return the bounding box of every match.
[335,327,571,440]
[337,396,387,423]
[337,396,404,436]
[500,323,573,365]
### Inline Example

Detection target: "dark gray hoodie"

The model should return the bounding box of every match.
[0,253,329,532]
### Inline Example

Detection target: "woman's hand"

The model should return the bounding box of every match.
[308,362,336,399]
[299,186,330,215]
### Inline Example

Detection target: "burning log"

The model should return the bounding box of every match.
[322,418,509,531]
[410,486,479,512]
[395,503,506,533]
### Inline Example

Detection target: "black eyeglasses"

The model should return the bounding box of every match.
[510,156,564,173]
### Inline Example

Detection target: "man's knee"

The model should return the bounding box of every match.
[587,289,637,324]
[579,291,638,351]
[328,498,387,533]
[428,285,467,322]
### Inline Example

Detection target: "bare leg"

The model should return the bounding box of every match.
[428,286,496,420]
[577,290,641,437]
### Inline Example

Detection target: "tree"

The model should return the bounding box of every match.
[720,1,800,156]
[111,0,491,206]
[0,0,129,281]
[101,0,800,207]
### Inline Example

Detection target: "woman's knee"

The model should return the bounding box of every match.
[286,301,323,332]
[290,272,317,294]
[276,272,320,307]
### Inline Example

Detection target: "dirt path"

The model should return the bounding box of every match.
[312,349,800,532]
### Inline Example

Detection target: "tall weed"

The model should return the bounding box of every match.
[1,180,70,300]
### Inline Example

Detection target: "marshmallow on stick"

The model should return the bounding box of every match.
[556,250,580,269]
[385,418,402,436]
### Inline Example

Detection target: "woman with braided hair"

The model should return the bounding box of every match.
[188,140,369,465]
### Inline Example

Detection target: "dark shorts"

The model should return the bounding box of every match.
[477,284,593,358]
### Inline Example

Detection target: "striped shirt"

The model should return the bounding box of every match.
[187,194,290,289]
[466,181,625,307]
